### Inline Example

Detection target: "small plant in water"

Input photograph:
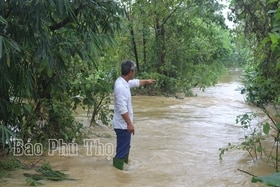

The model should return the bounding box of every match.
[219,112,270,161]
[0,157,22,178]
[218,109,280,186]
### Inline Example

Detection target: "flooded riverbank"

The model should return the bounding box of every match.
[1,69,275,187]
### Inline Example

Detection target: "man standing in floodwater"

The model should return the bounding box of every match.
[113,60,155,170]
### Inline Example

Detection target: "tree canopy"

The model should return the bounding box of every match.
[0,0,235,144]
[229,0,280,105]
[0,0,123,143]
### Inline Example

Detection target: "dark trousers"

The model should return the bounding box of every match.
[114,129,131,159]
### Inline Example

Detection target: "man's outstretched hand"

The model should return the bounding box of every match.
[140,79,156,86]
[147,79,156,84]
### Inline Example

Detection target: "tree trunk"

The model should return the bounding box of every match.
[155,17,166,74]
[125,9,140,72]
[142,25,147,67]
[129,26,140,72]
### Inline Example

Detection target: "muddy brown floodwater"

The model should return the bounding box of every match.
[1,69,276,187]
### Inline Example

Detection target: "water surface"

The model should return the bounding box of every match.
[1,69,275,187]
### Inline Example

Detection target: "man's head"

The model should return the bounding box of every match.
[121,60,136,79]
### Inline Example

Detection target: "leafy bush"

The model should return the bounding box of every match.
[219,112,270,161]
[0,157,22,178]
[72,69,115,126]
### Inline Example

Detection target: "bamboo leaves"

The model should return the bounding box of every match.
[0,124,15,150]
[24,161,75,186]
[0,0,122,141]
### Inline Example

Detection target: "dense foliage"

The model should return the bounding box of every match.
[230,0,280,105]
[0,0,122,144]
[220,0,280,185]
[0,0,234,149]
[118,0,233,93]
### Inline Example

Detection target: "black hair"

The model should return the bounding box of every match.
[121,60,136,76]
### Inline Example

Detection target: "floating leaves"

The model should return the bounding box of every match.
[24,161,75,186]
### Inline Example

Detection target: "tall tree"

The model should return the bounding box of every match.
[118,0,231,93]
[0,0,123,142]
[230,0,280,104]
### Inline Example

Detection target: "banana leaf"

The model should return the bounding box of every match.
[251,172,280,186]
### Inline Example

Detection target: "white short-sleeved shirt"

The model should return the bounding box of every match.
[113,77,140,129]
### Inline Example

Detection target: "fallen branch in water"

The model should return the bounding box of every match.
[237,169,256,177]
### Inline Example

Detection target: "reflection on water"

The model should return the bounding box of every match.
[1,69,275,187]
